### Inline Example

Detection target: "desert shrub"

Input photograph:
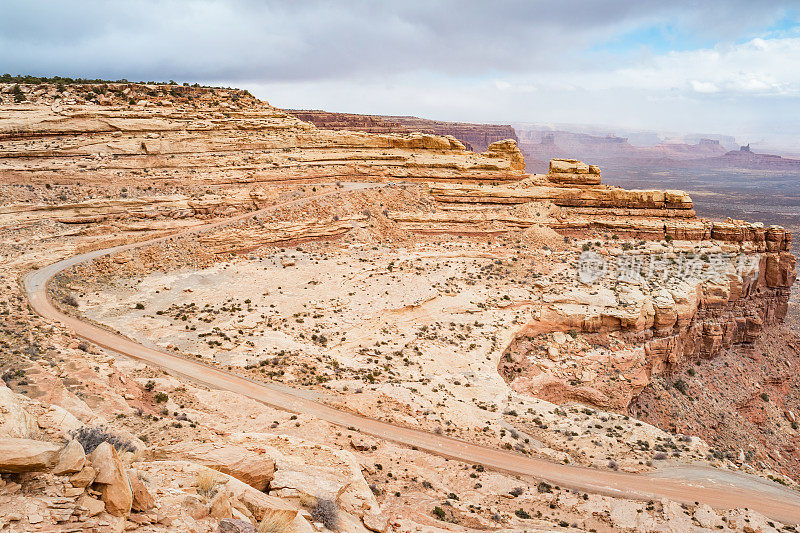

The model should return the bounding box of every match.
[196,467,218,498]
[70,426,134,454]
[77,341,89,352]
[62,294,79,307]
[509,487,524,497]
[135,303,145,309]
[515,508,531,519]
[310,498,338,530]
[761,392,770,402]
[12,84,24,102]
[607,460,618,470]
[536,481,552,493]
[258,510,295,533]
[653,452,668,460]
[567,329,578,339]
[673,379,688,395]
[144,380,155,391]
[432,506,446,520]
[154,392,168,403]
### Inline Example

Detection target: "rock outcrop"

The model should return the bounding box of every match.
[0,83,524,192]
[0,438,61,473]
[284,108,519,153]
[0,382,37,438]
[53,439,86,475]
[156,442,275,491]
[89,442,133,516]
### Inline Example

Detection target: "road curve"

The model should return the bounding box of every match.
[23,191,800,525]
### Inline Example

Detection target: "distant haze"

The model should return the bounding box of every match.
[2,0,799,153]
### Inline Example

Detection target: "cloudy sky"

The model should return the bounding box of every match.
[2,1,799,151]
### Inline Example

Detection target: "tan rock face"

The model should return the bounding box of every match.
[70,465,97,488]
[500,247,796,409]
[487,139,526,172]
[88,442,132,517]
[77,493,105,517]
[285,108,518,153]
[209,491,234,519]
[0,438,60,473]
[0,84,525,211]
[127,470,155,512]
[53,439,85,475]
[157,442,274,491]
[547,158,602,185]
[0,383,37,438]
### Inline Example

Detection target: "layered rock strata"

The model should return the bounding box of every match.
[284,109,519,153]
[0,83,524,193]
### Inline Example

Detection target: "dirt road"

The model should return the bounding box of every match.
[23,190,800,524]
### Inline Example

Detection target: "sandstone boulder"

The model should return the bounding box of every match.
[89,442,132,516]
[0,383,36,438]
[159,443,274,491]
[487,139,526,172]
[77,494,105,517]
[70,465,97,488]
[53,439,85,475]
[209,492,233,519]
[127,470,155,512]
[220,473,298,523]
[0,438,60,473]
[37,404,82,436]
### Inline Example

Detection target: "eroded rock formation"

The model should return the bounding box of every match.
[284,109,519,153]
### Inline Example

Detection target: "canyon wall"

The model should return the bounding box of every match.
[385,157,795,408]
[0,83,525,188]
[0,82,525,234]
[285,109,518,153]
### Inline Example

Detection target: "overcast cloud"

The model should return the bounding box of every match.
[1,0,798,151]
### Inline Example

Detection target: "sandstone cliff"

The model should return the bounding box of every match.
[285,109,519,153]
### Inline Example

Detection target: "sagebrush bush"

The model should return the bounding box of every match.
[70,426,135,454]
[310,498,338,530]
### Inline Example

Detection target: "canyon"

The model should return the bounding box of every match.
[1,81,800,532]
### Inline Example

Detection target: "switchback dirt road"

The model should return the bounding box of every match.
[23,190,800,525]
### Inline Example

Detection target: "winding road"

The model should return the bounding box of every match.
[23,189,800,525]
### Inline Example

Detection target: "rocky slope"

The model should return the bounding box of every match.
[1,82,798,532]
[284,109,519,153]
